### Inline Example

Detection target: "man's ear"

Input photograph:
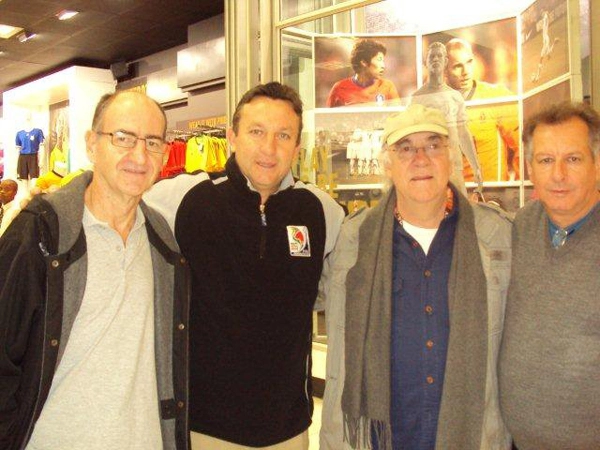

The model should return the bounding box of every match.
[226,127,236,153]
[85,130,97,163]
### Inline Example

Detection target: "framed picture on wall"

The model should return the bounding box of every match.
[48,100,70,176]
[314,110,392,187]
[521,0,569,92]
[423,17,518,100]
[314,35,417,108]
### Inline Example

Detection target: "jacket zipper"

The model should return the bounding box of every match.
[304,330,312,419]
[259,203,267,259]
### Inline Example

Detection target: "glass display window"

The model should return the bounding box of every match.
[276,0,586,216]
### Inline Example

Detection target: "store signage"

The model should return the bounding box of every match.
[117,79,147,94]
[186,115,227,130]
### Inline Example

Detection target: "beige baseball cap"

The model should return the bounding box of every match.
[382,104,449,146]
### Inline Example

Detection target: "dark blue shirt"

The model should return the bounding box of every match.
[547,201,599,247]
[387,209,457,450]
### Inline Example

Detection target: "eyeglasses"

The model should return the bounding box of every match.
[390,140,447,160]
[95,130,166,154]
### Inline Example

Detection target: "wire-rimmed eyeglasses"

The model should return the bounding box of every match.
[95,130,166,154]
[390,141,448,160]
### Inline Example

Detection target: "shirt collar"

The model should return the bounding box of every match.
[244,170,295,196]
[83,204,145,231]
[547,201,599,246]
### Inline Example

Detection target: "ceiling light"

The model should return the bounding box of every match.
[0,24,23,39]
[56,10,79,20]
[16,31,36,43]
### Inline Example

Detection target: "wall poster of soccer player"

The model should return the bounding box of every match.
[521,0,569,92]
[463,102,520,183]
[314,35,417,108]
[422,18,518,100]
[419,19,518,185]
[313,111,390,186]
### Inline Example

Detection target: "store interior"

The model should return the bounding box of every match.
[0,3,597,439]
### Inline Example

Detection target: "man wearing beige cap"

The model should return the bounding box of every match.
[319,103,512,450]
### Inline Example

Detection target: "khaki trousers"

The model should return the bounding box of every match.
[190,430,309,450]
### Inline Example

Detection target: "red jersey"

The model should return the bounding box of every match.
[326,77,399,107]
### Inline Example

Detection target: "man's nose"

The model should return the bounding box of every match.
[262,134,277,155]
[551,160,567,180]
[129,139,150,161]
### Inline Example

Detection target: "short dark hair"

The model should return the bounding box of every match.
[231,82,303,144]
[91,91,167,137]
[350,39,387,73]
[523,101,600,161]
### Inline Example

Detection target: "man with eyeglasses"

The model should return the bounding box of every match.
[320,103,512,450]
[0,91,190,450]
[499,102,600,450]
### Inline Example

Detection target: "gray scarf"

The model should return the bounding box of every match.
[342,186,488,450]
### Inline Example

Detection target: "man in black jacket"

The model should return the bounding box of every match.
[145,82,344,449]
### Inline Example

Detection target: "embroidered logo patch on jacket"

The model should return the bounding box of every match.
[286,226,311,257]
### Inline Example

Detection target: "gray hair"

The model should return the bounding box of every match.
[523,101,600,162]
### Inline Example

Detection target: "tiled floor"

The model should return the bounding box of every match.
[308,397,322,450]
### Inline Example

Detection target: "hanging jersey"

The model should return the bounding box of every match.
[162,140,187,178]
[185,136,208,173]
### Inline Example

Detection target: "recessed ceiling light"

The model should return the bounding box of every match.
[56,10,79,20]
[0,24,23,39]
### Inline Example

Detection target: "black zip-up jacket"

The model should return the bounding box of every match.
[146,156,344,446]
[0,172,190,450]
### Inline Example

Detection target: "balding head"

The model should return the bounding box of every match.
[91,91,167,138]
[0,179,18,204]
[445,38,476,96]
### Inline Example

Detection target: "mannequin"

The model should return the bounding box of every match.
[15,113,45,190]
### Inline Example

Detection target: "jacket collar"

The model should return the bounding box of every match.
[225,154,295,202]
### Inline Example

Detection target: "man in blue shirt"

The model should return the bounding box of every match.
[320,104,512,450]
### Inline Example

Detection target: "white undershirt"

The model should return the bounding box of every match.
[403,220,439,255]
[27,206,162,450]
